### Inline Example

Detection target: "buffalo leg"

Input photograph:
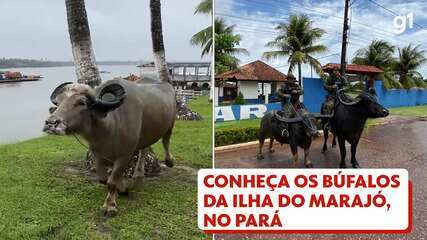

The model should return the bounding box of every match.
[321,123,328,153]
[132,150,146,187]
[268,137,275,153]
[350,140,361,168]
[94,153,109,185]
[290,145,298,168]
[338,136,347,168]
[162,128,174,168]
[332,134,337,148]
[102,158,129,217]
[257,137,265,160]
[304,147,313,168]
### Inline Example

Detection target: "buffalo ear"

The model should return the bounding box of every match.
[91,82,126,113]
[49,106,57,114]
[50,82,73,105]
[367,87,376,96]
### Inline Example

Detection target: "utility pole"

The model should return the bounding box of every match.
[340,0,350,77]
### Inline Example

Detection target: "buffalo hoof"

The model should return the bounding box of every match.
[352,163,360,168]
[101,208,118,218]
[305,163,314,168]
[332,143,337,148]
[321,147,327,153]
[118,189,129,196]
[339,163,347,168]
[269,149,275,153]
[165,159,174,168]
[257,154,264,160]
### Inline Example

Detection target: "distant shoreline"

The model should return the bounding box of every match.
[0,59,145,69]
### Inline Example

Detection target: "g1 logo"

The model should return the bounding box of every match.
[393,12,413,34]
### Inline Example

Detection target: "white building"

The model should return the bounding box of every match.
[215,60,290,105]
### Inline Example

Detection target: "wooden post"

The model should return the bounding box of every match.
[340,0,350,78]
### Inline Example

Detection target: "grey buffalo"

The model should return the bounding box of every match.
[43,77,176,216]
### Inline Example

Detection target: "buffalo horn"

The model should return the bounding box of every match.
[50,82,73,105]
[337,89,361,106]
[274,111,302,123]
[92,82,126,112]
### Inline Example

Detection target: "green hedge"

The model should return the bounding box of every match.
[215,127,259,147]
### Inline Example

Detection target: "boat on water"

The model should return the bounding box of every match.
[0,71,42,83]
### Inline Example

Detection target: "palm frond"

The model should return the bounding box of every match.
[194,0,212,15]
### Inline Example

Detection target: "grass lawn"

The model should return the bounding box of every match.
[389,105,427,117]
[0,96,211,239]
[215,104,427,132]
[153,96,212,168]
[215,118,260,131]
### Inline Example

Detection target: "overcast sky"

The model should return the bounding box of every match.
[216,0,427,77]
[0,0,211,62]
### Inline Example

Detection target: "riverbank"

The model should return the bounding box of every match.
[0,96,211,239]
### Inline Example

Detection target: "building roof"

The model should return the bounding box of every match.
[215,60,289,82]
[322,63,384,75]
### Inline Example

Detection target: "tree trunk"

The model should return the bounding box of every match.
[65,0,101,87]
[298,63,302,86]
[150,0,170,82]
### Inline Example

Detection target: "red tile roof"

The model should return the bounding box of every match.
[215,60,289,82]
[322,63,384,75]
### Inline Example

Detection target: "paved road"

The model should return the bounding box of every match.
[215,116,427,240]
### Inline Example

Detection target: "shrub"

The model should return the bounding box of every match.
[215,127,259,147]
[233,91,245,105]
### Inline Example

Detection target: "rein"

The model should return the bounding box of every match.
[290,102,316,132]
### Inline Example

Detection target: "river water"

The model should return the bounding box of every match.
[0,65,146,144]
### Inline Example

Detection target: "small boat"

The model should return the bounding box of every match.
[100,70,111,74]
[0,71,42,83]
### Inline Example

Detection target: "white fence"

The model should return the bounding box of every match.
[176,89,207,97]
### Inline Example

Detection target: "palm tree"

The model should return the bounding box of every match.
[393,44,427,88]
[263,14,327,86]
[65,0,101,87]
[215,18,248,74]
[191,26,212,57]
[191,0,213,57]
[352,40,400,88]
[150,0,169,82]
[194,0,212,14]
[353,40,395,69]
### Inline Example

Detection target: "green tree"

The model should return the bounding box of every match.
[263,14,327,86]
[352,40,402,89]
[215,18,248,74]
[393,44,427,88]
[191,0,212,57]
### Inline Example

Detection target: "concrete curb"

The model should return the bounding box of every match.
[215,130,325,154]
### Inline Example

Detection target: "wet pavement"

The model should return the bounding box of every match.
[215,116,427,240]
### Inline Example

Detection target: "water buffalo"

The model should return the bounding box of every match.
[257,107,320,168]
[322,89,389,168]
[43,77,176,217]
